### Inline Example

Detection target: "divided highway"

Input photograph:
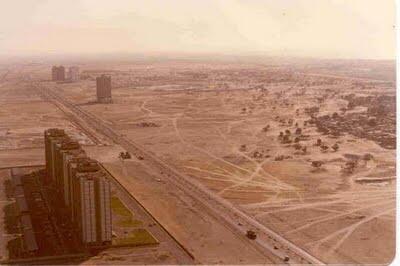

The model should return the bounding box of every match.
[36,84,325,265]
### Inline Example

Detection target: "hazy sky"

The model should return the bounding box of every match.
[0,0,395,59]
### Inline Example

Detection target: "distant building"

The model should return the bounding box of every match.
[51,66,58,81]
[52,66,65,81]
[96,75,112,103]
[67,66,80,82]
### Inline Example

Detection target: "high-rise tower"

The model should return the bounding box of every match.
[96,75,112,103]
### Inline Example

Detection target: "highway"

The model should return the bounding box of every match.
[100,164,196,264]
[35,84,325,265]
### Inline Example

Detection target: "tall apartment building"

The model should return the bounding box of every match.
[53,139,85,205]
[44,128,112,246]
[66,156,89,211]
[67,66,80,82]
[96,75,112,103]
[44,128,67,184]
[51,66,65,81]
[51,66,57,81]
[69,158,112,245]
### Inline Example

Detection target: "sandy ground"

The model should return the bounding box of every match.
[41,60,396,264]
[101,160,272,264]
[0,64,276,264]
[1,59,396,264]
[83,145,274,264]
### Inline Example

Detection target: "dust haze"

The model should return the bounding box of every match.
[0,0,395,59]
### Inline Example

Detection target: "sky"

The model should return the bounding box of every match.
[0,0,395,59]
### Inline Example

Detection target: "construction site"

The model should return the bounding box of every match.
[0,57,395,265]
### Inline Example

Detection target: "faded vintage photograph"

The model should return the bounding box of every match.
[0,1,396,265]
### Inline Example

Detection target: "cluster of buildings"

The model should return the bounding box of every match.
[50,67,112,103]
[44,128,112,246]
[51,66,80,82]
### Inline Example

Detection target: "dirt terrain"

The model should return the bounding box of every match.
[0,63,276,265]
[0,58,395,264]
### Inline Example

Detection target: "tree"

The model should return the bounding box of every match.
[316,138,322,146]
[302,146,307,154]
[293,143,302,150]
[282,135,291,144]
[239,144,247,152]
[311,161,323,169]
[363,153,374,161]
[320,145,329,152]
[285,129,291,135]
[343,161,356,173]
[262,125,270,132]
[332,143,339,152]
[294,137,300,143]
[279,132,284,138]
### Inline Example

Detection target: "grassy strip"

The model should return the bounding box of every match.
[111,196,142,227]
[113,229,158,246]
[111,196,131,217]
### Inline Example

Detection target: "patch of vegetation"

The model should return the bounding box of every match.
[113,229,158,246]
[118,218,142,227]
[111,196,142,227]
[111,196,131,217]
